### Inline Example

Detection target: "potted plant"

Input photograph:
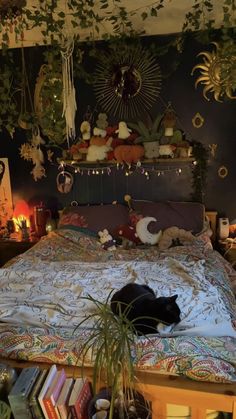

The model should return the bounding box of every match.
[75,293,151,419]
[128,114,164,159]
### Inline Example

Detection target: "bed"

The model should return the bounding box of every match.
[0,201,235,418]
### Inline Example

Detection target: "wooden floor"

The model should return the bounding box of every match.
[1,358,236,418]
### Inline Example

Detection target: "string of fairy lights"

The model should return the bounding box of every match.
[57,159,197,181]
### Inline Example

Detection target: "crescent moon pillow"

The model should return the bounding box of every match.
[136,217,162,245]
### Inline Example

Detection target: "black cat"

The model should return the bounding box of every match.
[110,283,181,336]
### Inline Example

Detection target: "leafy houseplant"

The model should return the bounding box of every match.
[128,114,164,159]
[128,114,163,144]
[75,293,151,419]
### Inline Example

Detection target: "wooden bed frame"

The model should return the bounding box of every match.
[0,358,235,418]
[2,209,233,419]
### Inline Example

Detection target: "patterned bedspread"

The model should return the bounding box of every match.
[0,229,236,383]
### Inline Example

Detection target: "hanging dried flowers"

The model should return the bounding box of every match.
[19,126,52,182]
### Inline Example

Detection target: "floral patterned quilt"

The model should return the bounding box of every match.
[0,229,236,383]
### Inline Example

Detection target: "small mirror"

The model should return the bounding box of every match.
[112,65,142,101]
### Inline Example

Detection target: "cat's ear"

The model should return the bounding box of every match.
[170,294,178,301]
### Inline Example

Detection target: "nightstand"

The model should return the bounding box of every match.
[0,239,37,267]
[217,239,236,269]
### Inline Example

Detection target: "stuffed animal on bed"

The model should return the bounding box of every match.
[111,283,181,336]
[98,229,116,251]
[158,226,195,251]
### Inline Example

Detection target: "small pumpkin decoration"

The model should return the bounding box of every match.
[90,136,107,146]
[114,145,144,163]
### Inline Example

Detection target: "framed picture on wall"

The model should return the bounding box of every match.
[0,158,13,227]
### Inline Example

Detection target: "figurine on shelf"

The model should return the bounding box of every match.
[80,121,91,141]
[115,121,132,139]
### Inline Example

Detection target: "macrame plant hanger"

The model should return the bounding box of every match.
[60,36,77,146]
[19,47,34,129]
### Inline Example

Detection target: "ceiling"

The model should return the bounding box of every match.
[3,0,223,49]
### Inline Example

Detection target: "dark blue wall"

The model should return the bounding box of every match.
[0,35,235,220]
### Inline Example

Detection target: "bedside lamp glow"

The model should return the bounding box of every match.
[13,200,30,232]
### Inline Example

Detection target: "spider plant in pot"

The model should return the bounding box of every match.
[128,114,164,159]
[74,292,151,419]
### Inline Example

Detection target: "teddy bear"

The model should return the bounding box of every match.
[98,229,116,251]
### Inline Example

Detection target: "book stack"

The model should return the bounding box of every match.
[8,364,93,419]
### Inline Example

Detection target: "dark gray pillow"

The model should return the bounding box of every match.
[59,204,130,234]
[131,200,205,234]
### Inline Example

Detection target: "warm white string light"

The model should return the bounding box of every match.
[57,160,197,180]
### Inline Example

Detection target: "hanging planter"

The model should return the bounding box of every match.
[18,47,35,130]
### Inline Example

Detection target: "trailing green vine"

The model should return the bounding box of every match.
[0,49,21,135]
[0,0,235,50]
[191,140,209,203]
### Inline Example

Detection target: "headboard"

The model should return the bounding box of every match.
[59,200,211,238]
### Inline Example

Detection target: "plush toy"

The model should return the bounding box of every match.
[115,121,132,139]
[93,127,107,138]
[113,224,141,248]
[136,217,162,245]
[80,121,91,140]
[158,144,176,158]
[96,113,108,130]
[86,137,113,162]
[144,141,160,159]
[114,145,144,163]
[158,226,195,251]
[98,229,116,251]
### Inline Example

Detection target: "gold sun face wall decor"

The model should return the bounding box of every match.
[93,44,162,120]
[191,42,236,102]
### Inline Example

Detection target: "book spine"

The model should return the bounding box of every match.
[52,369,66,405]
[74,380,92,419]
[30,400,45,419]
[56,404,69,419]
[43,399,59,419]
[8,398,32,419]
[70,405,78,419]
[29,370,47,419]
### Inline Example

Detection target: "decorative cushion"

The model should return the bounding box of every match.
[136,217,162,245]
[59,204,130,234]
[130,200,205,234]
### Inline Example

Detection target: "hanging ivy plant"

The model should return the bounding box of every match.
[0,49,21,135]
[191,140,209,203]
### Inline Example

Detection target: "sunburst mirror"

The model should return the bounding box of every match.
[192,42,236,102]
[93,44,162,120]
